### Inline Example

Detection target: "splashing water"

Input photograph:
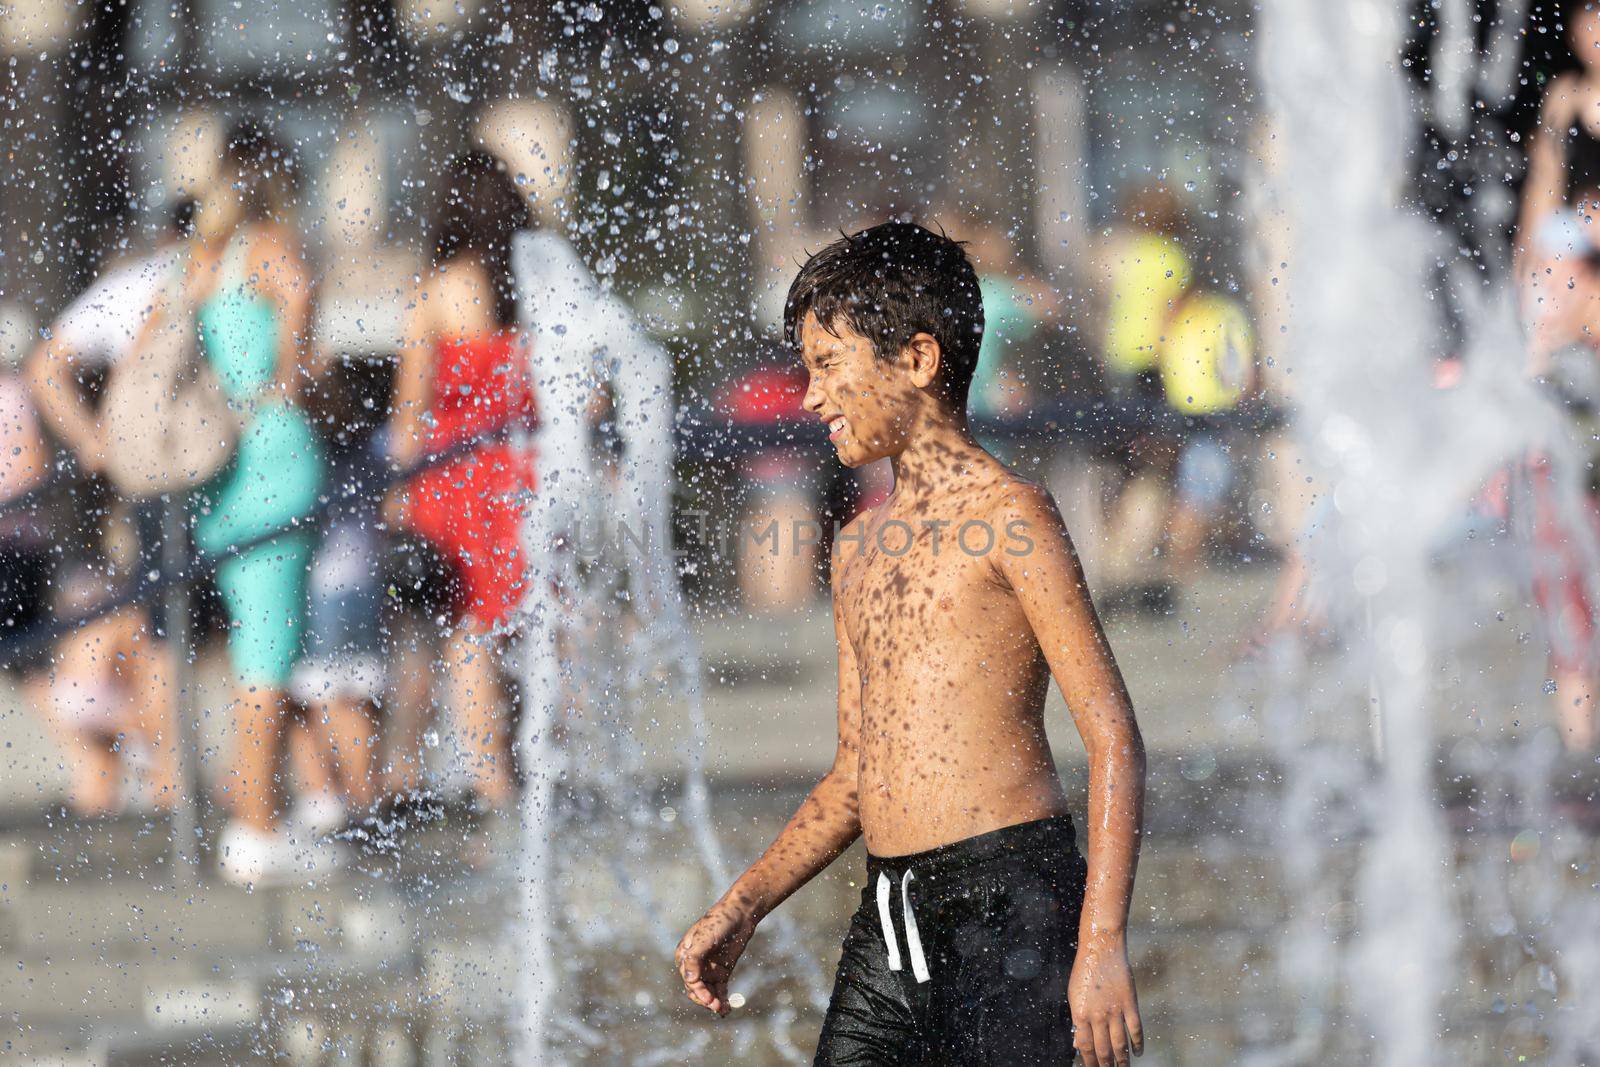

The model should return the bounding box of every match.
[508,229,828,1064]
[1261,1,1600,1062]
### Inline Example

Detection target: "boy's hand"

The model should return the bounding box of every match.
[674,902,757,1016]
[1069,933,1144,1067]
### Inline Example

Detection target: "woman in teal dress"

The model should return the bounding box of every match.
[184,124,328,884]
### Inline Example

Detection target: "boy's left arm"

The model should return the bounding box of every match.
[993,483,1147,1067]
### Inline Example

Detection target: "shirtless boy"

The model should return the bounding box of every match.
[676,223,1147,1066]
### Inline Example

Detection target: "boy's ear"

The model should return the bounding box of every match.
[903,332,942,390]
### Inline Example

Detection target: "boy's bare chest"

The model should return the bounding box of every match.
[837,523,1003,657]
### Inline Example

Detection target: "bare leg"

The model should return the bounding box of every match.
[738,487,819,612]
[1167,503,1211,587]
[27,671,123,817]
[1103,472,1171,588]
[382,618,435,796]
[1554,669,1596,752]
[310,697,379,811]
[444,627,512,806]
[70,739,121,817]
[229,685,290,833]
[290,711,337,800]
[120,631,179,810]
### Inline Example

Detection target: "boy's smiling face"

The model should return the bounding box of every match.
[798,312,925,468]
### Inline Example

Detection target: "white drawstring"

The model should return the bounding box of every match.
[901,870,930,983]
[875,870,931,984]
[875,872,901,972]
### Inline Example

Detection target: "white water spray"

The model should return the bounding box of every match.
[1262,2,1600,1062]
[509,228,827,1063]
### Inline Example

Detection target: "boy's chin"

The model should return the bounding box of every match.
[833,436,899,467]
[832,441,874,468]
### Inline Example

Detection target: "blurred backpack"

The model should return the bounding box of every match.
[99,263,241,497]
[380,531,461,618]
[301,352,396,453]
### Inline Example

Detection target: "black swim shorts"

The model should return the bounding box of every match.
[814,814,1088,1066]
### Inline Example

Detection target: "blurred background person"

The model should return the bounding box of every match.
[1522,190,1600,364]
[714,359,821,613]
[178,121,330,882]
[22,201,194,802]
[386,151,535,811]
[719,200,887,614]
[26,199,193,478]
[0,305,53,644]
[286,339,392,829]
[0,310,171,818]
[1096,185,1193,403]
[1514,9,1600,752]
[1524,443,1600,752]
[1517,197,1600,752]
[1157,279,1258,592]
[26,560,178,815]
[1236,118,1329,657]
[1517,4,1600,372]
[964,215,1059,424]
[1092,184,1193,615]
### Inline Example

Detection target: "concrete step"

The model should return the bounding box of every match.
[2,882,272,959]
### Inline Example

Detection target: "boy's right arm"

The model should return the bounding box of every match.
[675,541,864,1015]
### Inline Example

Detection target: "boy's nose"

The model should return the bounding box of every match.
[802,377,826,415]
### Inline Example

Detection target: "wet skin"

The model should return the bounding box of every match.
[678,314,1147,1066]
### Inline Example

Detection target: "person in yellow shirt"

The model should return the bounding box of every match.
[1159,287,1257,586]
[1100,187,1193,398]
[1092,186,1192,614]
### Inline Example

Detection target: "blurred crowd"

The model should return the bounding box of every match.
[727,184,1280,623]
[0,110,1291,883]
[5,20,1600,883]
[0,124,564,885]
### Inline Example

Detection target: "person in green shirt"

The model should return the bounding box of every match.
[964,221,1059,421]
[177,124,333,885]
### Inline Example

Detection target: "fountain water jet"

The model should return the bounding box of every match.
[508,226,828,1063]
[1260,2,1600,1062]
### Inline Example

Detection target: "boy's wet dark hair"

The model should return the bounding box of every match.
[783,221,985,408]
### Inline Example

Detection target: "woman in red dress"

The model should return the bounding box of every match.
[388,152,535,806]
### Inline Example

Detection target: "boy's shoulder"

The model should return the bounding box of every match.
[972,471,1062,527]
